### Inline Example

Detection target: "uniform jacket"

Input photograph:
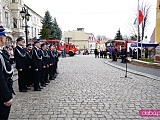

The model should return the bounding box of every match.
[25,49,32,68]
[41,49,50,67]
[49,50,56,65]
[14,46,27,70]
[31,47,43,70]
[0,50,13,102]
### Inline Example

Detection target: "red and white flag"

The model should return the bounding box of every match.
[134,10,143,25]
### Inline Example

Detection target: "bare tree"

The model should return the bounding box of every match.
[130,1,152,41]
[140,2,152,40]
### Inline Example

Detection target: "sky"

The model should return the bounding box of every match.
[24,0,157,39]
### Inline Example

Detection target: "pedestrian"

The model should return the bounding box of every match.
[14,37,28,92]
[31,40,43,91]
[121,45,127,63]
[0,25,14,119]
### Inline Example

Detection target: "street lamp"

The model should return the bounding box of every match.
[20,7,30,44]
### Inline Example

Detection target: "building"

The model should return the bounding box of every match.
[0,0,43,46]
[156,0,160,43]
[86,33,96,53]
[24,4,43,43]
[62,28,89,50]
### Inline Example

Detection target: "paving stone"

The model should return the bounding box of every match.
[9,55,160,119]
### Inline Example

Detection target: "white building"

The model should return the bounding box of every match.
[86,33,96,53]
[0,0,43,46]
[24,4,43,43]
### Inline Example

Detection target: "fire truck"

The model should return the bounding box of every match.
[41,39,79,56]
[105,39,137,57]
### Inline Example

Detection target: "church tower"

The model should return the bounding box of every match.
[156,0,160,43]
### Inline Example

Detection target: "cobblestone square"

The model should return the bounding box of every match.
[9,55,160,120]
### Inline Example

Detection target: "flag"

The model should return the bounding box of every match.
[134,10,143,25]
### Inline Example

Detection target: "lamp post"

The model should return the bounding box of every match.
[20,7,30,44]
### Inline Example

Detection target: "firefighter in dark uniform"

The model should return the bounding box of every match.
[0,25,14,119]
[54,46,59,76]
[14,37,28,92]
[25,43,33,87]
[31,41,43,91]
[48,44,56,80]
[41,43,49,86]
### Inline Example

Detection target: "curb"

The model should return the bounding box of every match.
[104,61,160,81]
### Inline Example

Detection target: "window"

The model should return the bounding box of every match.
[35,28,36,38]
[13,18,17,28]
[12,0,16,3]
[5,12,9,27]
[34,17,36,23]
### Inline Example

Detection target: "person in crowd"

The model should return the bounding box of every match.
[100,50,103,58]
[41,43,50,87]
[94,49,98,58]
[31,40,43,91]
[0,25,14,119]
[7,46,14,64]
[25,43,33,88]
[112,46,117,61]
[121,45,127,63]
[103,50,107,59]
[132,48,137,59]
[14,37,28,92]
[48,44,57,80]
[54,46,59,76]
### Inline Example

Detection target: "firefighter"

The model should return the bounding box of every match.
[41,43,50,86]
[31,41,43,91]
[0,25,14,120]
[14,37,28,92]
[48,44,57,80]
[25,43,33,87]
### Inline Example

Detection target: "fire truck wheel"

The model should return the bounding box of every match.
[68,51,74,56]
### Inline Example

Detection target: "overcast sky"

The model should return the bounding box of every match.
[24,0,156,39]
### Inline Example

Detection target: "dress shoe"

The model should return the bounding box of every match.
[39,87,43,89]
[41,84,46,87]
[34,89,41,91]
[25,87,31,90]
[46,80,50,83]
[19,90,27,92]
[45,83,49,85]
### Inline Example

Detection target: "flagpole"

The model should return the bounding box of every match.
[137,0,139,59]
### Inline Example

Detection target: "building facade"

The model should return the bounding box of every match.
[0,0,43,46]
[25,4,43,43]
[62,28,89,50]
[86,33,96,53]
[156,0,160,43]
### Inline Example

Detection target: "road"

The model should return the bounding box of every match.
[9,55,160,120]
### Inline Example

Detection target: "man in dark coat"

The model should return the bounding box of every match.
[41,43,49,86]
[0,25,14,119]
[48,44,57,80]
[31,41,43,91]
[14,37,28,92]
[25,43,33,87]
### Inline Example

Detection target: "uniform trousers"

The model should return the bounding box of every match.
[18,70,27,91]
[34,70,42,90]
[0,101,11,120]
[41,68,47,86]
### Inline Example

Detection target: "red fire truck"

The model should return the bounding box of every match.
[105,39,137,57]
[41,39,79,56]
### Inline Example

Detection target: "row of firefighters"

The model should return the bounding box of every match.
[13,37,60,92]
